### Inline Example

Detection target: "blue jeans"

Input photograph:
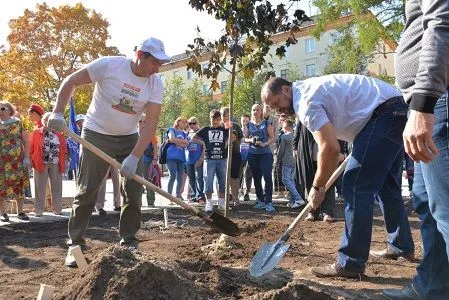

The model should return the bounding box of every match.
[166,159,185,197]
[337,98,414,273]
[248,152,273,203]
[186,163,204,199]
[203,159,226,195]
[281,164,301,203]
[412,93,449,299]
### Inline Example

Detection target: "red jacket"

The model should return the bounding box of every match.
[29,127,67,173]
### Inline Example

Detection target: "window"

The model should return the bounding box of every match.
[280,69,288,79]
[220,81,228,94]
[305,38,316,53]
[306,64,316,77]
[187,70,193,80]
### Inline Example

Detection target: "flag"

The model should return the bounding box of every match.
[67,98,80,171]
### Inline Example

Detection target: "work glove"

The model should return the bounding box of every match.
[308,186,326,210]
[46,112,66,131]
[120,154,139,179]
[23,157,31,170]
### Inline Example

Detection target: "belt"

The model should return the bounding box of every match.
[373,96,405,116]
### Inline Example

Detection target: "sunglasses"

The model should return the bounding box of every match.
[188,122,197,125]
[139,120,145,123]
[0,107,9,111]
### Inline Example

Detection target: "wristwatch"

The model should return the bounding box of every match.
[312,185,325,193]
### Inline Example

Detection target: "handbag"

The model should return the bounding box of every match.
[158,129,170,164]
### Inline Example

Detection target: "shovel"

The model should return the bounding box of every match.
[249,155,350,277]
[64,129,240,237]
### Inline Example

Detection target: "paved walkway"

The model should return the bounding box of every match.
[0,173,412,226]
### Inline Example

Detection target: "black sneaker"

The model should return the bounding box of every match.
[1,213,9,222]
[17,212,29,220]
[114,206,121,212]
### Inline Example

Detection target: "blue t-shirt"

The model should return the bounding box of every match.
[185,135,203,165]
[248,120,272,155]
[240,141,250,161]
[166,127,188,162]
[143,143,154,165]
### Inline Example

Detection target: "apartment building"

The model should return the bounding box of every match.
[159,13,396,101]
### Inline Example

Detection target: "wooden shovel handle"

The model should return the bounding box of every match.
[64,129,204,216]
[284,155,350,236]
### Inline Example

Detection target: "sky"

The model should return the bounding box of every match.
[0,0,315,58]
[0,0,226,58]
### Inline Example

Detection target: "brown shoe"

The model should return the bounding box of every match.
[369,247,415,261]
[310,263,362,279]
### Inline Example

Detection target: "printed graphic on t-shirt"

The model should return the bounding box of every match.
[111,83,144,115]
[208,130,223,143]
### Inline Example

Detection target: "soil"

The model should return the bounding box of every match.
[0,198,421,300]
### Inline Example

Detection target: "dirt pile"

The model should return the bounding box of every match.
[55,246,214,300]
[54,243,342,300]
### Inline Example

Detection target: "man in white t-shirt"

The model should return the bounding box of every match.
[45,37,170,267]
[262,74,414,278]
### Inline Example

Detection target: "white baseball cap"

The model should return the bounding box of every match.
[138,37,171,63]
[76,114,86,122]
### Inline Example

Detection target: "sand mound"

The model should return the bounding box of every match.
[55,246,213,300]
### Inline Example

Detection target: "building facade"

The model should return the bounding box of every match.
[159,13,396,100]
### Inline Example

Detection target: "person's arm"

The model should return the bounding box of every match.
[130,103,162,158]
[168,130,188,147]
[22,129,30,158]
[276,136,286,166]
[152,142,159,165]
[312,122,341,187]
[403,2,449,162]
[46,68,93,130]
[22,129,31,169]
[261,122,275,147]
[54,68,93,113]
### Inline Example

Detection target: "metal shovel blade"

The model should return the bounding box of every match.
[206,212,240,237]
[249,241,290,277]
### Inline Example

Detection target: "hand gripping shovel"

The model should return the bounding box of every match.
[249,155,350,277]
[64,129,240,237]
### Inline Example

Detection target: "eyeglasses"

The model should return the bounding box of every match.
[0,107,9,111]
[188,122,197,125]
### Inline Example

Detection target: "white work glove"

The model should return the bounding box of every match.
[23,157,31,170]
[120,154,139,179]
[46,112,66,131]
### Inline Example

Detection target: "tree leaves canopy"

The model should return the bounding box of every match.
[0,2,120,116]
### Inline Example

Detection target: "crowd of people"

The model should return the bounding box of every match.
[1,2,449,296]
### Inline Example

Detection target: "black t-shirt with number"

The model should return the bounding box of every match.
[196,126,229,160]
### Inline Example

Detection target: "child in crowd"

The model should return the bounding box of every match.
[276,119,305,208]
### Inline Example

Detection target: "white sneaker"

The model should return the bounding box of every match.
[218,199,225,210]
[65,246,78,267]
[290,200,306,209]
[205,201,214,212]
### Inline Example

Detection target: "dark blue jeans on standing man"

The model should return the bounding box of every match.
[411,92,449,299]
[337,97,414,273]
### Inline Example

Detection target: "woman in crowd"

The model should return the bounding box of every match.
[244,104,275,213]
[140,115,159,206]
[30,111,66,216]
[0,101,30,221]
[185,117,205,203]
[166,117,188,199]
